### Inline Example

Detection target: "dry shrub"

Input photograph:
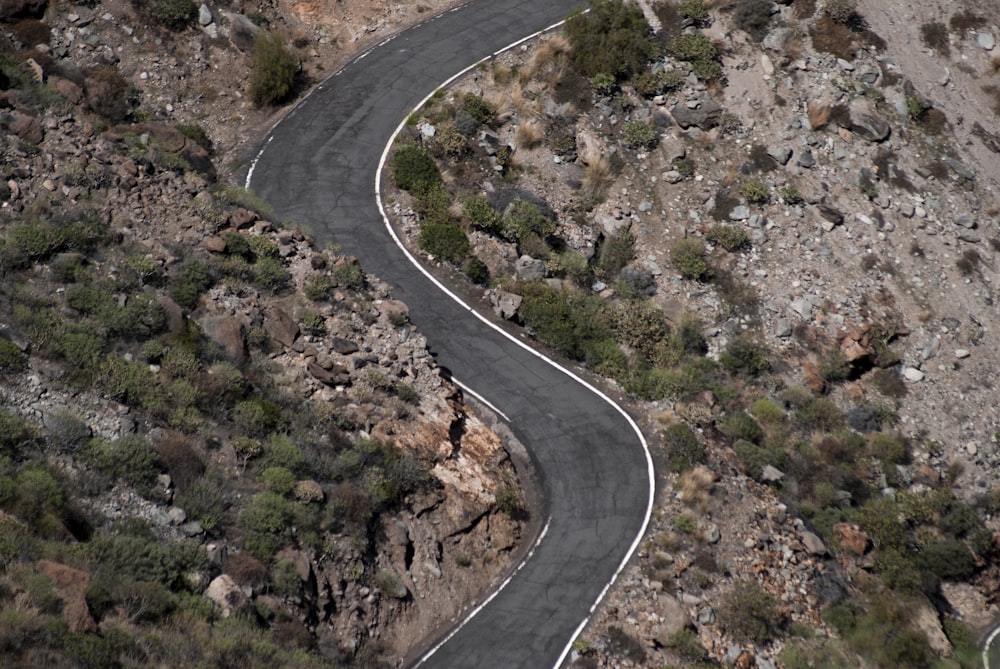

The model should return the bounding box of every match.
[807,101,831,130]
[792,0,817,20]
[950,11,985,36]
[154,432,205,491]
[523,34,571,85]
[809,15,857,60]
[85,66,132,122]
[920,21,950,56]
[988,55,1000,75]
[679,465,716,510]
[583,155,613,196]
[515,121,544,150]
[225,552,268,589]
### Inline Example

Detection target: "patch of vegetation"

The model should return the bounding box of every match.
[622,120,659,149]
[733,0,773,42]
[249,32,298,107]
[662,423,705,473]
[565,0,656,80]
[670,238,710,281]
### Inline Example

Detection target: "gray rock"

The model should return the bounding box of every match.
[904,367,925,382]
[945,158,975,181]
[767,146,792,165]
[331,337,359,355]
[729,205,751,221]
[848,99,891,142]
[796,149,815,168]
[775,319,792,338]
[650,595,690,646]
[490,290,522,320]
[227,12,264,53]
[705,524,721,543]
[801,531,827,555]
[638,200,653,212]
[514,255,546,280]
[976,31,995,51]
[671,98,723,130]
[198,3,212,26]
[953,213,976,229]
[761,465,785,482]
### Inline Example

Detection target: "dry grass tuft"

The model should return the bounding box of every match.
[988,55,1000,75]
[807,100,831,130]
[515,121,544,150]
[521,34,571,88]
[679,465,716,511]
[583,155,613,196]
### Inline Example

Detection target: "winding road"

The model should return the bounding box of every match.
[246,2,655,666]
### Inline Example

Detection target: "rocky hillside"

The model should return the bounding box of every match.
[0,0,529,667]
[383,0,1000,667]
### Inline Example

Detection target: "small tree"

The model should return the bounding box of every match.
[249,32,298,107]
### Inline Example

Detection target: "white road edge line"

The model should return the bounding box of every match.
[452,377,511,422]
[412,517,551,667]
[372,17,654,669]
[246,8,654,669]
[984,623,1000,669]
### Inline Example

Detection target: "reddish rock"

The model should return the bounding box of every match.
[48,76,84,105]
[10,112,43,144]
[205,574,250,618]
[307,361,350,386]
[35,560,96,633]
[264,307,298,347]
[199,314,247,364]
[833,522,870,556]
[381,299,409,325]
[230,207,257,229]
[202,236,227,253]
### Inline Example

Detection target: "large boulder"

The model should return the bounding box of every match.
[198,313,247,364]
[848,99,891,142]
[131,122,216,178]
[650,594,691,646]
[264,306,298,348]
[671,98,723,130]
[205,574,251,618]
[228,13,264,53]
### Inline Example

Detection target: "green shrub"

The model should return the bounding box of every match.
[622,120,658,149]
[85,434,160,495]
[175,474,227,532]
[670,238,710,281]
[0,338,25,374]
[500,198,557,244]
[740,178,769,204]
[232,397,284,437]
[666,627,708,662]
[719,412,764,444]
[391,144,442,196]
[462,195,502,235]
[176,124,212,152]
[565,0,656,80]
[332,262,365,291]
[518,283,611,360]
[661,423,704,473]
[718,580,784,643]
[249,32,298,107]
[462,255,490,285]
[462,93,498,126]
[170,257,215,309]
[419,222,470,263]
[595,228,635,281]
[921,539,976,581]
[678,0,709,21]
[778,184,804,205]
[251,256,290,293]
[751,398,785,425]
[218,187,274,219]
[590,72,617,95]
[705,224,748,251]
[734,439,787,481]
[631,69,685,97]
[261,466,297,496]
[304,273,331,301]
[666,33,717,63]
[88,529,206,590]
[145,0,195,29]
[97,355,159,410]
[720,335,770,376]
[257,434,305,475]
[239,492,295,561]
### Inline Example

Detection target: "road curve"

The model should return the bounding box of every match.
[246,2,654,666]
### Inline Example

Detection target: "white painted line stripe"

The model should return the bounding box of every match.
[412,517,552,667]
[373,16,653,669]
[984,623,1000,668]
[452,377,511,422]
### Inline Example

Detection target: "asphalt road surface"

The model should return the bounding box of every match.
[246,2,655,666]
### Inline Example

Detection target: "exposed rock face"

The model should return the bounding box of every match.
[847,99,891,142]
[35,560,96,633]
[832,522,869,555]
